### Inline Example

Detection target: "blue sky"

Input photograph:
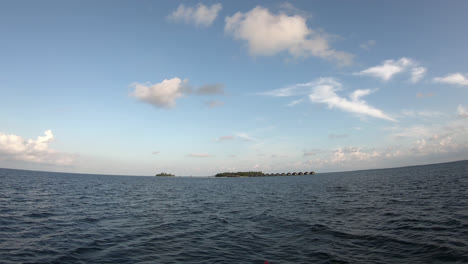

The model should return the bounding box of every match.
[1,0,468,176]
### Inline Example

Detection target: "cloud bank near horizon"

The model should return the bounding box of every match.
[0,130,76,166]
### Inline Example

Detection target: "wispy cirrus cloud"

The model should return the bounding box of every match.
[262,78,395,121]
[416,92,434,98]
[433,73,468,86]
[308,78,396,121]
[360,40,376,50]
[187,153,213,158]
[286,98,303,107]
[329,133,348,139]
[225,6,353,65]
[215,135,234,141]
[410,67,427,83]
[354,57,426,82]
[215,133,256,142]
[400,109,445,118]
[130,78,224,108]
[168,3,222,27]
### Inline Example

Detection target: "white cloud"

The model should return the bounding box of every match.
[215,133,257,142]
[458,105,468,118]
[261,85,302,97]
[130,78,187,108]
[433,73,468,86]
[306,129,468,171]
[308,78,396,121]
[286,98,303,107]
[262,78,342,97]
[330,147,380,163]
[355,57,425,82]
[0,130,75,165]
[410,67,427,83]
[168,3,222,27]
[225,6,353,65]
[130,78,224,108]
[411,134,459,155]
[236,132,256,141]
[392,125,433,139]
[261,78,394,121]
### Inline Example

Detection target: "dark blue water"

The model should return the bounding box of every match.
[1,161,468,263]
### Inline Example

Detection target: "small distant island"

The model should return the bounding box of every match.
[214,171,315,177]
[155,172,175,177]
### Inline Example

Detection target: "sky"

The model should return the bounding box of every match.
[1,0,468,176]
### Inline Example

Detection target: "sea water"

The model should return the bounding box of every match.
[1,161,468,263]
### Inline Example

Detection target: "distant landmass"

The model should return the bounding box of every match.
[155,172,175,177]
[214,171,315,177]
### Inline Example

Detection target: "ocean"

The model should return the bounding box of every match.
[1,161,468,263]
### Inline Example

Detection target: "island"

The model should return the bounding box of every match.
[155,172,175,177]
[214,171,315,177]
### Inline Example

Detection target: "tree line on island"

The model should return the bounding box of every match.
[155,171,316,177]
[155,172,175,177]
[214,171,315,177]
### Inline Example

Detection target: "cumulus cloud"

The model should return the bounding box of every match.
[433,73,468,86]
[225,6,353,65]
[0,130,75,166]
[355,57,426,82]
[187,153,213,158]
[130,78,187,108]
[410,134,461,155]
[308,78,396,121]
[130,78,224,108]
[168,3,222,27]
[458,105,468,118]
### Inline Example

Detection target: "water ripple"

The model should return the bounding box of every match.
[1,161,468,263]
